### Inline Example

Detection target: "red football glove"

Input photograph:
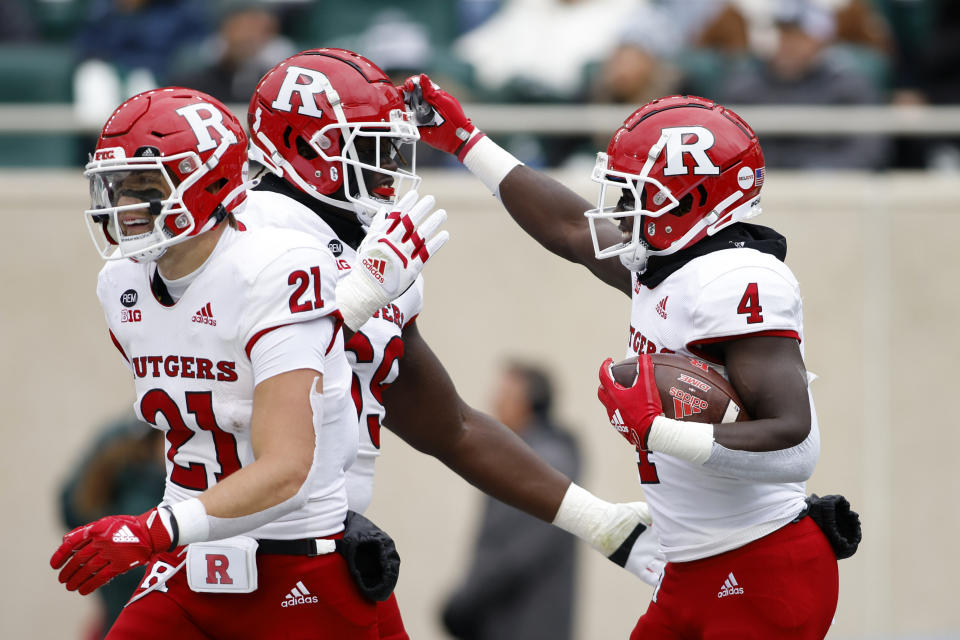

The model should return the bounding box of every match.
[50,508,173,595]
[401,73,479,158]
[597,356,663,449]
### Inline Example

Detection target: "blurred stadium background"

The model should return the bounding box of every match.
[2,0,959,638]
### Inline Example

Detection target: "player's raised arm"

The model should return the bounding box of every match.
[379,319,663,584]
[403,74,631,294]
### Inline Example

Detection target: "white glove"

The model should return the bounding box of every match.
[621,525,666,587]
[550,483,665,585]
[336,191,449,331]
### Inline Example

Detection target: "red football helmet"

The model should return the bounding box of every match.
[248,48,420,225]
[585,95,765,271]
[84,87,249,262]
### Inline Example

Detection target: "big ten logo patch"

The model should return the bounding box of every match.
[121,309,142,323]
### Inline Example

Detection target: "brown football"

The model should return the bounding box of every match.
[610,354,749,423]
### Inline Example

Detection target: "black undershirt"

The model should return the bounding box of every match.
[638,223,788,289]
[254,173,367,250]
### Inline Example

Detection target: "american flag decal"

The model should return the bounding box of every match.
[755,167,765,187]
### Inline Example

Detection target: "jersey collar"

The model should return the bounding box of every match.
[637,223,788,289]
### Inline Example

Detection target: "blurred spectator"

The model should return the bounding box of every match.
[457,0,504,33]
[452,0,634,166]
[834,0,893,54]
[441,361,581,640]
[168,0,296,104]
[594,1,750,106]
[358,9,435,84]
[719,0,889,169]
[0,0,38,42]
[73,0,211,126]
[58,415,165,639]
[910,0,960,170]
[454,0,633,102]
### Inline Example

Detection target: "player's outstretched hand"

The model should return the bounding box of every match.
[608,517,666,587]
[337,190,449,331]
[598,356,663,449]
[401,74,479,158]
[50,509,173,595]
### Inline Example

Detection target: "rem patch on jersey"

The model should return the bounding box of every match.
[121,289,139,307]
[328,239,343,257]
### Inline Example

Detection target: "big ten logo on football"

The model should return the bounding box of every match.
[121,309,142,323]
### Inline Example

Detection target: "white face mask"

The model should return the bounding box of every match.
[85,155,202,262]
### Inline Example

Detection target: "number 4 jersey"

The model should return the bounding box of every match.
[97,223,357,539]
[239,189,424,514]
[628,246,814,562]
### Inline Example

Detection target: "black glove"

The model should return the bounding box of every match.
[335,511,400,602]
[805,494,862,560]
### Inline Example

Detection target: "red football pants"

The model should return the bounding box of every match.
[377,592,409,640]
[107,550,378,639]
[633,517,838,640]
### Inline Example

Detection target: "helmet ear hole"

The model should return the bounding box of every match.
[677,193,694,216]
[296,136,319,160]
[205,177,228,195]
[696,184,708,208]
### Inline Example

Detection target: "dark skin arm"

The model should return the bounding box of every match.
[498,166,633,295]
[703,335,812,452]
[499,168,810,454]
[380,319,570,522]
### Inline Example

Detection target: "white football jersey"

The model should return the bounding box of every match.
[98,224,357,539]
[627,248,813,562]
[240,189,424,514]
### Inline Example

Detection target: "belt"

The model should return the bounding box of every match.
[256,537,338,557]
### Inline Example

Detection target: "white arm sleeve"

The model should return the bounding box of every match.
[703,420,820,483]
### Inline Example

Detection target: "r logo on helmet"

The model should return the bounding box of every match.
[176,103,238,152]
[661,127,719,176]
[271,66,330,117]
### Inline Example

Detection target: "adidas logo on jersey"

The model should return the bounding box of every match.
[656,296,668,319]
[192,302,217,326]
[281,580,318,608]
[362,257,386,284]
[112,525,140,544]
[717,572,744,598]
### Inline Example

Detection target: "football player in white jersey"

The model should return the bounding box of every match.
[405,84,862,638]
[243,48,663,639]
[49,87,439,639]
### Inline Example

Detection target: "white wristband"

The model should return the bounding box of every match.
[461,134,523,198]
[552,482,651,556]
[169,497,211,546]
[646,416,714,465]
[335,270,387,331]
